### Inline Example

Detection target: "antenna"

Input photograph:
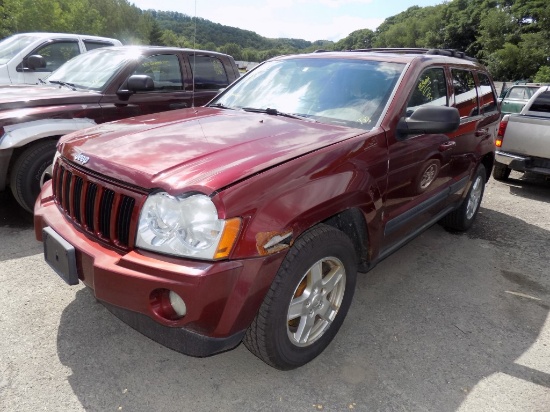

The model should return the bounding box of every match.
[191,0,197,110]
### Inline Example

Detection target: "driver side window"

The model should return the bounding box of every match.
[407,68,448,113]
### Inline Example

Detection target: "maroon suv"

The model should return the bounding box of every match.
[0,46,239,212]
[34,49,500,370]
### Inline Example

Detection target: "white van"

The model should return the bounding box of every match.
[0,32,122,85]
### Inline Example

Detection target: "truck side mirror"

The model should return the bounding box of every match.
[26,55,46,70]
[117,75,155,99]
[397,106,460,140]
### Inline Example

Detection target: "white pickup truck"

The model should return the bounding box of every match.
[493,85,550,180]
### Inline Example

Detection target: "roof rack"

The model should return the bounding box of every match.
[347,48,478,62]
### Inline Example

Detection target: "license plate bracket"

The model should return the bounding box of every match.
[43,227,79,285]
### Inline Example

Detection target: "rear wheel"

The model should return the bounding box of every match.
[244,224,357,370]
[492,162,511,181]
[440,165,486,232]
[10,140,57,213]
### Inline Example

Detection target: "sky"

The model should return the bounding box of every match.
[129,0,444,42]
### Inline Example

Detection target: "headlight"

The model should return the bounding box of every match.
[136,192,241,260]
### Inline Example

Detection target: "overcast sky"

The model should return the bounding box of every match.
[130,0,444,42]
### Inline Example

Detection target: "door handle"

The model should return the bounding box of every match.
[438,141,456,151]
[169,103,188,109]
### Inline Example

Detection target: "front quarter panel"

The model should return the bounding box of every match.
[217,129,388,260]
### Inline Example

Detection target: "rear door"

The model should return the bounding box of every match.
[382,66,455,250]
[183,54,234,106]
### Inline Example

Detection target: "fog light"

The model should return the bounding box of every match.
[168,290,187,317]
[150,289,187,320]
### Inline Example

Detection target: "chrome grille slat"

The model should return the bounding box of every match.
[52,161,143,249]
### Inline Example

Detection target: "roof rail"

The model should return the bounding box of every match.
[348,48,478,62]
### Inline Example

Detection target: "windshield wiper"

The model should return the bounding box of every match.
[241,107,308,121]
[208,102,235,110]
[49,80,77,91]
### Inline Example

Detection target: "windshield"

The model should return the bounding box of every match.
[212,57,405,129]
[0,34,41,65]
[47,48,140,91]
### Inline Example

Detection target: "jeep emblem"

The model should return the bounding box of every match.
[74,153,90,165]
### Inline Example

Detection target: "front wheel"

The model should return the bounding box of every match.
[440,165,486,232]
[9,140,57,213]
[244,224,357,370]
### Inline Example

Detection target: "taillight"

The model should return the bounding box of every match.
[496,116,508,148]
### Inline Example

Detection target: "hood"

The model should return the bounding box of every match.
[0,84,100,110]
[59,107,364,193]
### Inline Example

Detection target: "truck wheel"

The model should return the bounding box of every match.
[493,162,511,181]
[244,224,357,370]
[10,140,57,213]
[440,165,486,232]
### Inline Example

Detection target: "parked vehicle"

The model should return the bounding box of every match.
[35,48,499,370]
[0,32,122,85]
[494,85,550,180]
[498,84,543,116]
[0,45,240,212]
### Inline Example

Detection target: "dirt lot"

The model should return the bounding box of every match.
[1,172,549,412]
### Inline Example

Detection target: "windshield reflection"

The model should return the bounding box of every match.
[47,48,141,91]
[212,58,405,130]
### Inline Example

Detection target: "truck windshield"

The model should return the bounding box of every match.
[47,48,140,91]
[212,58,405,130]
[0,34,41,65]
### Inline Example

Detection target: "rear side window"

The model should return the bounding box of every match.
[83,40,115,51]
[452,69,478,118]
[132,54,183,91]
[189,55,229,90]
[407,67,448,113]
[477,72,497,114]
[528,91,550,113]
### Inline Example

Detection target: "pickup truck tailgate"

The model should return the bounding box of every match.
[503,115,550,159]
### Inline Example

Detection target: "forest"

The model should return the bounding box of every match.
[0,0,549,81]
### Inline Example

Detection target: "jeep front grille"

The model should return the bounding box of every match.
[52,161,144,249]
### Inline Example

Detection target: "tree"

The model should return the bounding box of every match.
[533,66,550,82]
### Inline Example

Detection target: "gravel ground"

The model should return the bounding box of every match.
[1,171,549,412]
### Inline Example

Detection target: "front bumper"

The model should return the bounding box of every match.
[495,150,550,176]
[34,181,285,357]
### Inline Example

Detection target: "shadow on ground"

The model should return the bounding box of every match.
[55,207,550,411]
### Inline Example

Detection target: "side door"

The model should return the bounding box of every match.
[183,54,233,106]
[11,40,80,84]
[445,68,482,205]
[99,53,194,121]
[381,66,454,251]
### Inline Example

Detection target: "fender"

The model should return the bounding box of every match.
[0,118,97,150]
[217,131,388,261]
[0,118,97,191]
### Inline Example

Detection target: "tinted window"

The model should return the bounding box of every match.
[477,72,497,113]
[83,40,115,51]
[529,91,550,113]
[31,41,80,72]
[189,55,229,90]
[133,54,183,91]
[452,69,478,118]
[407,68,448,112]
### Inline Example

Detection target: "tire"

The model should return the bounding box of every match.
[492,162,511,181]
[413,159,440,194]
[440,165,486,232]
[9,140,57,213]
[244,224,357,370]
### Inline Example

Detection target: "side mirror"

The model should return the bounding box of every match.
[26,55,46,70]
[117,75,155,98]
[397,106,460,140]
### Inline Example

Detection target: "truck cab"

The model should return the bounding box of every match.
[0,32,122,85]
